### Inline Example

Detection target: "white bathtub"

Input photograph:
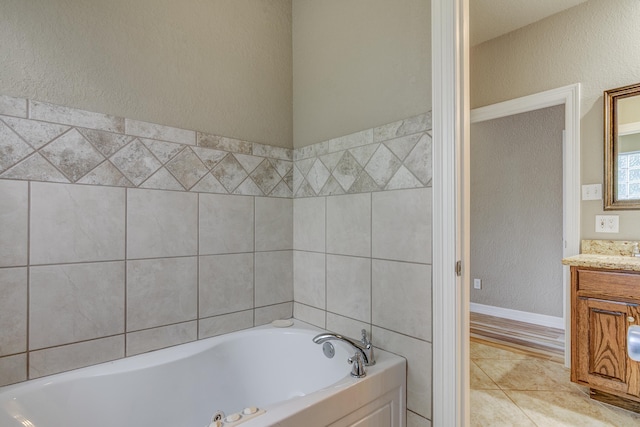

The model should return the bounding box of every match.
[0,321,406,427]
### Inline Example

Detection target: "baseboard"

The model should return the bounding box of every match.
[470,302,564,330]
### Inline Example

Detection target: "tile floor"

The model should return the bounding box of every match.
[470,338,640,426]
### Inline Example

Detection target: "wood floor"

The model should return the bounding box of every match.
[470,311,565,363]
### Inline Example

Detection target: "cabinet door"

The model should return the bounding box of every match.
[575,297,640,397]
[575,298,626,391]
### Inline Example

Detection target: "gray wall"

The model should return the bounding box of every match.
[470,105,564,317]
[0,0,293,148]
[292,0,431,147]
[471,0,640,240]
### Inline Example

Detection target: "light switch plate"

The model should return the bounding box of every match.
[595,215,619,233]
[582,184,602,200]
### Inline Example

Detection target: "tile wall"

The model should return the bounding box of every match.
[0,95,433,427]
[292,114,433,426]
[0,95,294,386]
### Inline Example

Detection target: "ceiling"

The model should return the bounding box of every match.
[470,0,589,46]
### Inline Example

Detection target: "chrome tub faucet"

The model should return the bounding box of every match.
[312,329,376,378]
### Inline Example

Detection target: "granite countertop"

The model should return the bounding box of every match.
[562,253,640,272]
[562,240,640,272]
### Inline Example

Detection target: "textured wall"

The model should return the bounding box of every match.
[470,106,564,317]
[471,0,640,240]
[292,0,431,147]
[0,0,292,148]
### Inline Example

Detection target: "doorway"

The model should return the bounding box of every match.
[469,85,581,366]
[470,104,565,357]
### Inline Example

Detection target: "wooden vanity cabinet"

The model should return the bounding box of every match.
[571,267,640,409]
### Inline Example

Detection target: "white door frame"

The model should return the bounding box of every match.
[432,0,469,425]
[470,84,581,368]
[432,0,580,424]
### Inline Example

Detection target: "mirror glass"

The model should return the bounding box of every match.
[604,83,640,209]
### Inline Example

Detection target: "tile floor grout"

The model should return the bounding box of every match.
[470,337,640,426]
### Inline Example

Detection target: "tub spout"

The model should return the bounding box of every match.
[312,330,375,366]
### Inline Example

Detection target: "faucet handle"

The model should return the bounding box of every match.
[361,329,371,346]
[348,352,367,378]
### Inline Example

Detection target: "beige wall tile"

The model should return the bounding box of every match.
[293,251,325,309]
[255,197,293,251]
[0,268,27,356]
[293,302,325,329]
[327,255,371,323]
[326,312,371,340]
[2,114,67,151]
[372,187,431,263]
[0,180,28,267]
[0,95,27,118]
[29,336,124,379]
[0,353,27,386]
[327,193,371,257]
[255,302,293,326]
[126,321,197,356]
[255,251,293,307]
[198,311,254,339]
[199,253,254,317]
[127,257,197,331]
[30,182,125,264]
[29,101,124,133]
[372,260,431,341]
[199,194,254,255]
[125,119,195,145]
[127,189,197,259]
[30,262,125,349]
[293,197,325,252]
[373,326,432,419]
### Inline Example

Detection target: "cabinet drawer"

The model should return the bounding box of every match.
[576,269,640,300]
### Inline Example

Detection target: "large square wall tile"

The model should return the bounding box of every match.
[30,182,125,264]
[127,257,197,331]
[30,262,125,349]
[372,260,431,341]
[255,197,292,251]
[29,336,124,379]
[127,189,197,259]
[255,251,293,307]
[199,253,254,317]
[293,251,325,309]
[0,180,28,267]
[0,354,26,386]
[326,255,371,323]
[374,326,432,420]
[372,188,431,263]
[326,193,371,257]
[199,194,254,255]
[293,197,325,252]
[0,267,27,356]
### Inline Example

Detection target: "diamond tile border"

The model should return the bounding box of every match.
[0,95,431,198]
[293,112,433,197]
[0,96,293,198]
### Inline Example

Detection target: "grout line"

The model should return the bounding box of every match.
[196,193,200,340]
[253,196,256,327]
[369,192,373,331]
[26,181,31,380]
[324,196,328,329]
[123,188,128,357]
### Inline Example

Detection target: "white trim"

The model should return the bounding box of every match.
[470,303,564,330]
[469,83,580,368]
[432,0,468,425]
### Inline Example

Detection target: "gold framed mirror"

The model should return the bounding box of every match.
[604,82,640,210]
